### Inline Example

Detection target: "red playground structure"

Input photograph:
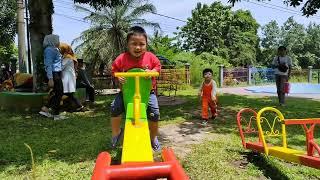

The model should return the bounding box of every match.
[236,107,320,169]
[92,148,188,180]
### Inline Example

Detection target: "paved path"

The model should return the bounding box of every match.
[220,86,320,100]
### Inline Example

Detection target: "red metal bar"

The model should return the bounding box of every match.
[107,162,172,179]
[92,152,112,180]
[310,141,320,157]
[300,155,320,169]
[284,119,320,125]
[92,148,189,180]
[236,108,258,148]
[162,148,189,180]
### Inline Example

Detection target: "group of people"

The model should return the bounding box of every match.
[39,25,290,152]
[39,34,95,120]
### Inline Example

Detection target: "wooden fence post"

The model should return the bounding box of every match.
[308,66,313,83]
[219,65,224,88]
[185,63,190,85]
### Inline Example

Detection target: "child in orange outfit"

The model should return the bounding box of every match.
[198,68,218,126]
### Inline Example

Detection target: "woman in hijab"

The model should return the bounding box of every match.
[59,43,83,111]
[39,34,66,120]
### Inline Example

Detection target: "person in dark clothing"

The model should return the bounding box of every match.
[39,34,66,120]
[272,46,292,106]
[0,63,12,83]
[76,59,95,103]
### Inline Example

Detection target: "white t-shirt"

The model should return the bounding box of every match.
[272,56,292,76]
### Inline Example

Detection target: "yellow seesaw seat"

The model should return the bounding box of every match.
[121,103,153,163]
[268,147,305,163]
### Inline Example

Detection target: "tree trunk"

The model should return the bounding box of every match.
[28,0,53,92]
[17,0,27,73]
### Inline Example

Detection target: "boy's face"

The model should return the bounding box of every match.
[204,72,212,80]
[278,49,286,57]
[128,34,147,58]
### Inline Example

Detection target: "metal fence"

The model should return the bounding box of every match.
[220,66,319,87]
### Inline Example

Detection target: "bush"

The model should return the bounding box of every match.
[172,52,230,86]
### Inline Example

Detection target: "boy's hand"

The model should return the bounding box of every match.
[118,77,126,84]
[211,96,216,101]
[144,69,155,79]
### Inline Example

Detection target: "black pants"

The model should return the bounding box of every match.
[275,75,288,104]
[64,93,82,108]
[78,83,95,102]
[51,72,63,115]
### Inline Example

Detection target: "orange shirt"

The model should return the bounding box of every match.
[200,80,217,100]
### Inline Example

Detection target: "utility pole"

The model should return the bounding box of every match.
[17,0,27,73]
[25,0,32,73]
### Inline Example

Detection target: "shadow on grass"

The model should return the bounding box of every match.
[242,151,290,180]
[1,92,319,174]
[0,95,120,172]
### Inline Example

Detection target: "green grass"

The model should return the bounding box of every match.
[0,90,320,179]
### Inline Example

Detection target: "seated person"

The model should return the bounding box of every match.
[76,59,95,103]
[13,73,33,91]
[0,63,13,84]
[0,79,14,92]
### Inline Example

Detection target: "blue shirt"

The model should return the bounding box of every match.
[44,46,62,79]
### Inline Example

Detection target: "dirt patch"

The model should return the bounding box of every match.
[158,96,187,106]
[158,120,214,158]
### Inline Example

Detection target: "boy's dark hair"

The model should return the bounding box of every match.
[126,26,147,42]
[278,46,287,51]
[78,58,84,64]
[203,68,213,77]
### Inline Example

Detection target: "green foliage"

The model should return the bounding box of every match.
[178,2,259,67]
[0,0,16,46]
[172,52,230,86]
[74,0,123,9]
[73,0,159,70]
[260,17,320,69]
[148,30,179,61]
[229,0,320,16]
[0,0,17,64]
[0,43,17,64]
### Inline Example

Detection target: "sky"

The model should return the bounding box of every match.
[51,0,320,46]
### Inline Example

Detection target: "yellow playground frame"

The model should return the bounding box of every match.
[237,107,320,169]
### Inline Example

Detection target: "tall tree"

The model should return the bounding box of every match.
[280,17,306,67]
[73,0,159,72]
[261,20,281,49]
[227,10,259,66]
[229,0,320,16]
[178,2,259,66]
[0,0,17,65]
[259,20,281,65]
[148,30,179,60]
[304,23,320,68]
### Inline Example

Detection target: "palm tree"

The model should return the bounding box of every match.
[73,0,159,73]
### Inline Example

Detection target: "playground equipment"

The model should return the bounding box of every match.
[92,69,189,180]
[237,107,320,169]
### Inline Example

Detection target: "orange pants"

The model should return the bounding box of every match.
[202,97,217,120]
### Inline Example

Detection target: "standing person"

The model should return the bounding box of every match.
[76,59,95,103]
[40,34,66,120]
[110,26,161,151]
[198,68,218,126]
[60,43,84,111]
[272,46,292,106]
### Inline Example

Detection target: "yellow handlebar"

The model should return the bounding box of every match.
[114,71,159,125]
[114,72,159,77]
